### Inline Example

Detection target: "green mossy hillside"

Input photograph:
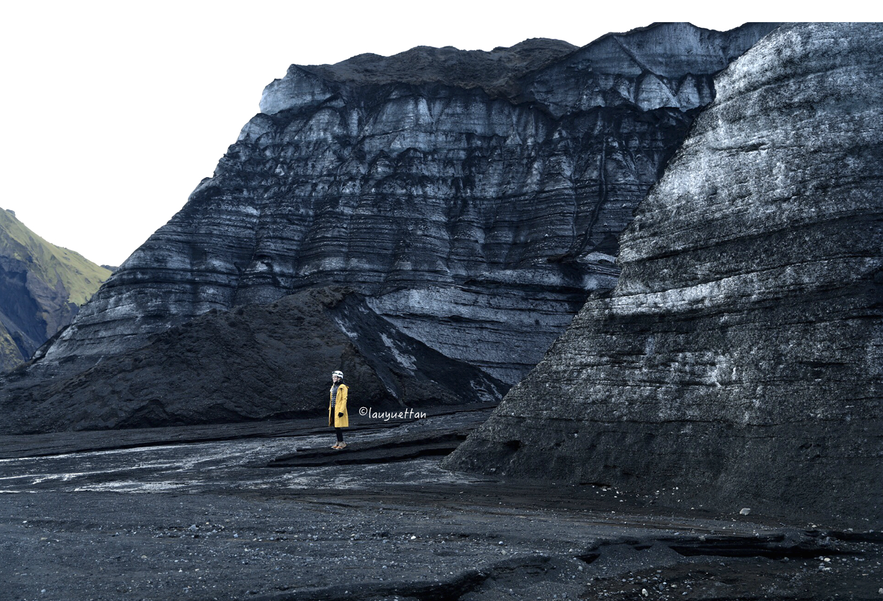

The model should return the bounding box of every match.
[0,208,111,306]
[0,207,112,372]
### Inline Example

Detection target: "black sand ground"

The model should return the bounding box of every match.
[1,409,880,600]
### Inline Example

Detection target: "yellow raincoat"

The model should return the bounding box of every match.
[329,384,349,428]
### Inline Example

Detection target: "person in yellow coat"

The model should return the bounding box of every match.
[329,370,349,449]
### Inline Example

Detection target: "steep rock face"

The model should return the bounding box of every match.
[40,23,776,386]
[2,24,778,434]
[443,24,883,529]
[0,209,111,373]
[2,287,505,434]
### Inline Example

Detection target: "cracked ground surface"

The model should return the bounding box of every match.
[1,410,880,600]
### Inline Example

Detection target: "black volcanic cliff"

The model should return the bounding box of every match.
[444,23,883,529]
[0,23,777,433]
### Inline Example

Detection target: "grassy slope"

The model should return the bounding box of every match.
[0,322,21,369]
[0,208,111,306]
[0,208,111,370]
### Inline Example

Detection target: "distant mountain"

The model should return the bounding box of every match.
[0,208,111,372]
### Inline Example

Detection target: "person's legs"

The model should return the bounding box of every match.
[331,427,343,449]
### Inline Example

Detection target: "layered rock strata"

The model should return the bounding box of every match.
[444,23,883,529]
[42,23,776,380]
[1,23,777,433]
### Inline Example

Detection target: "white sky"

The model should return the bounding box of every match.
[1,1,878,266]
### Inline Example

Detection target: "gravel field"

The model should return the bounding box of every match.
[1,411,880,600]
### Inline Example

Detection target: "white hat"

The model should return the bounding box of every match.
[332,371,344,378]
